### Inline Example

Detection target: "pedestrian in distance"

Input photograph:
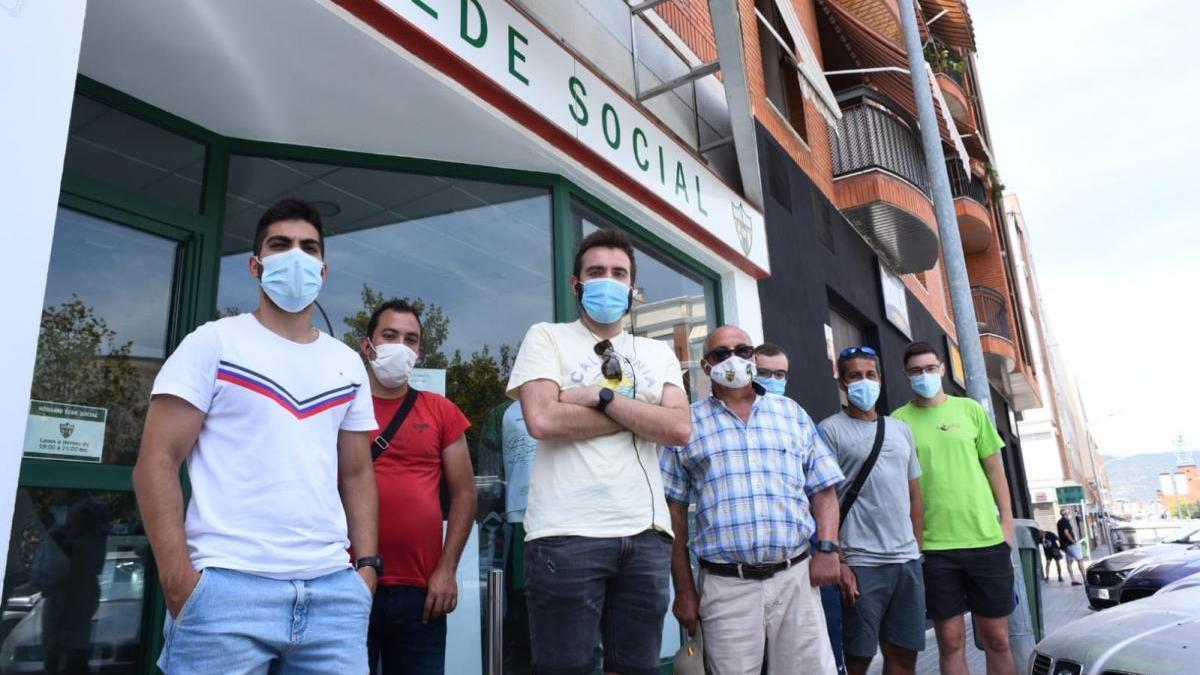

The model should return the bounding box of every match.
[1041,530,1064,582]
[662,325,845,675]
[1056,507,1085,585]
[358,299,478,674]
[819,346,926,675]
[505,227,692,675]
[133,198,381,674]
[892,341,1017,675]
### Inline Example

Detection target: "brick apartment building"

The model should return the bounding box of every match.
[4,0,1052,670]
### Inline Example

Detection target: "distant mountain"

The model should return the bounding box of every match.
[1103,452,1195,504]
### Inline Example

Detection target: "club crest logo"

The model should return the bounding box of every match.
[732,202,752,256]
[59,423,75,439]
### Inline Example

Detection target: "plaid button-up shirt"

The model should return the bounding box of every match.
[660,393,844,565]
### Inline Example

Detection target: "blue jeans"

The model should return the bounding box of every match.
[524,530,671,675]
[158,566,371,674]
[367,585,447,675]
[820,583,847,675]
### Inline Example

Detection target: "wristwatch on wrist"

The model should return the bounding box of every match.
[355,556,384,576]
[814,540,840,555]
[596,387,615,414]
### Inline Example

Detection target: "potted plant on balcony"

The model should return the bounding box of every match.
[924,42,966,80]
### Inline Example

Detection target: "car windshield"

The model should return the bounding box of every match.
[1164,525,1200,545]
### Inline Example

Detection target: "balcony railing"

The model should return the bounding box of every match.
[831,102,930,195]
[972,285,1011,340]
[947,160,987,205]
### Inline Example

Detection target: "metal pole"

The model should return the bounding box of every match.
[895,0,1035,666]
[487,569,504,675]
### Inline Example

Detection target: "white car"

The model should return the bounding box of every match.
[1029,584,1200,675]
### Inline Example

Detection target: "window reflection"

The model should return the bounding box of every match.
[64,95,207,213]
[0,489,148,674]
[26,209,178,465]
[217,157,555,674]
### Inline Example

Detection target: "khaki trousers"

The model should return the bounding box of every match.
[698,558,837,675]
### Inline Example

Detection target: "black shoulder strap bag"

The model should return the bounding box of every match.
[371,387,420,460]
[839,417,887,526]
[370,388,452,519]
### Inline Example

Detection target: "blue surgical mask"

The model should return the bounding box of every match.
[257,248,324,313]
[909,372,943,399]
[755,376,787,396]
[580,278,630,324]
[847,379,881,412]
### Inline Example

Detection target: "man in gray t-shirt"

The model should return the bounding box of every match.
[818,346,926,675]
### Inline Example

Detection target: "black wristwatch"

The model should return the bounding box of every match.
[596,387,615,414]
[814,540,840,555]
[355,555,384,576]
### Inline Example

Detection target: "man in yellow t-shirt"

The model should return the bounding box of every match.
[892,342,1016,675]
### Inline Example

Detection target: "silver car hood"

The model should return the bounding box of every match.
[1035,587,1200,673]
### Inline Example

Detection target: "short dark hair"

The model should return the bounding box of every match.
[903,341,941,367]
[366,299,423,341]
[754,342,786,358]
[573,228,637,283]
[837,350,880,380]
[253,198,325,257]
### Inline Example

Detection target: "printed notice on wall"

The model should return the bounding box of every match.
[23,400,106,463]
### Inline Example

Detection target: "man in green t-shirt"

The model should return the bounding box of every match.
[892,342,1016,675]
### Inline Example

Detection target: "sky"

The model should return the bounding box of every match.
[970,1,1200,457]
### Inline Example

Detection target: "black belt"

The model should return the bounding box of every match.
[699,551,809,580]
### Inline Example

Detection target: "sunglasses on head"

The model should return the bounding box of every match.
[704,344,755,364]
[839,345,878,360]
[594,339,623,380]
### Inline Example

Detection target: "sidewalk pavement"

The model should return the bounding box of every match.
[865,546,1108,674]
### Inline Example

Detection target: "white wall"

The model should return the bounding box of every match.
[0,0,88,589]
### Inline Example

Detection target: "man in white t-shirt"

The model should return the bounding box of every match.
[506,228,692,675]
[132,198,381,674]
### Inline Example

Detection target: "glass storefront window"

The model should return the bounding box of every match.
[64,95,207,213]
[25,209,179,466]
[0,488,148,674]
[217,156,555,673]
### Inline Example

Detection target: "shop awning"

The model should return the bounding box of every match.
[758,0,842,126]
[818,0,969,172]
[919,0,976,52]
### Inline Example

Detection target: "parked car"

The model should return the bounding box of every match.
[0,552,143,674]
[1157,570,1200,595]
[1029,584,1200,675]
[1117,547,1200,604]
[1084,523,1200,609]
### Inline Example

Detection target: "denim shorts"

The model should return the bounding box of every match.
[524,530,671,675]
[158,567,372,674]
[842,559,927,657]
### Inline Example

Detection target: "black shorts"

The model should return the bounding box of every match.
[922,543,1016,621]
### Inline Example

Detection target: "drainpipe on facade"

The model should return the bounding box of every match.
[895,0,1036,666]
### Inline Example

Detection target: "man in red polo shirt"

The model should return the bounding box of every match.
[358,299,476,675]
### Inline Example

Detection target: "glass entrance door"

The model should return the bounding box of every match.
[2,202,196,675]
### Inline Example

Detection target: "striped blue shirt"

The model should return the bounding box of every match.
[660,393,844,564]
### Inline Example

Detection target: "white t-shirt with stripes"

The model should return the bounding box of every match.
[151,313,377,579]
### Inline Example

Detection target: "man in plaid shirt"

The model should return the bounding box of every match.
[661,325,844,675]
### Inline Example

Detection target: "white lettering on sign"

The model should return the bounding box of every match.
[374,0,769,273]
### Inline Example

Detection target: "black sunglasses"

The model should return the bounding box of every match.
[594,340,623,380]
[839,345,878,360]
[704,344,755,364]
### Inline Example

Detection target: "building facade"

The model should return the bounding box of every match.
[1,0,1059,671]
